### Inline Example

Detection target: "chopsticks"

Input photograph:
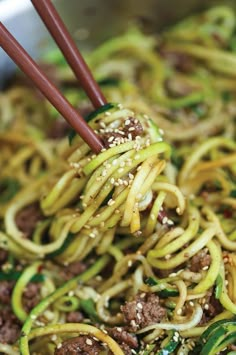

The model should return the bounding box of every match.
[0,22,104,154]
[31,0,107,109]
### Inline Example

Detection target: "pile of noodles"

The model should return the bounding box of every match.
[0,6,235,355]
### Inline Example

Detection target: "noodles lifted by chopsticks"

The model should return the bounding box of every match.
[0,6,235,355]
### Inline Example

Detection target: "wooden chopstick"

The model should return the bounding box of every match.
[0,22,104,154]
[31,0,107,109]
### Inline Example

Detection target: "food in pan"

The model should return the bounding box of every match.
[0,6,235,354]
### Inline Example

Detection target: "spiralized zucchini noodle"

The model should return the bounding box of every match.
[0,5,235,355]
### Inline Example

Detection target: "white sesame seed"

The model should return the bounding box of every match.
[86,338,93,346]
[128,260,133,267]
[159,128,164,135]
[125,119,131,125]
[137,302,143,310]
[176,308,182,315]
[57,343,62,349]
[202,266,209,271]
[176,207,181,214]
[162,216,168,224]
[107,199,115,206]
[108,136,114,142]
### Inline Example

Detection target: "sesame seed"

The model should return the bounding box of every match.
[159,128,164,135]
[120,161,125,167]
[108,199,115,206]
[128,173,134,180]
[167,219,174,225]
[137,302,143,310]
[100,121,106,128]
[162,216,168,224]
[57,343,62,349]
[30,314,37,320]
[118,178,123,185]
[128,260,133,267]
[108,136,114,142]
[118,168,124,173]
[125,119,131,125]
[112,159,118,166]
[68,291,74,297]
[151,214,155,220]
[89,232,96,238]
[202,266,209,271]
[189,301,194,307]
[51,335,57,341]
[176,308,182,315]
[176,207,181,214]
[86,338,93,346]
[110,178,115,184]
[105,111,111,116]
[204,304,209,310]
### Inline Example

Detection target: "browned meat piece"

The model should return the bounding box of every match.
[123,117,143,139]
[107,327,138,355]
[0,281,14,304]
[60,261,87,281]
[0,308,21,344]
[189,249,211,272]
[66,311,84,323]
[54,336,104,355]
[159,49,194,73]
[121,292,166,331]
[101,117,144,148]
[15,202,44,238]
[48,119,70,139]
[23,282,41,312]
[199,289,223,325]
[0,248,8,265]
[165,77,196,98]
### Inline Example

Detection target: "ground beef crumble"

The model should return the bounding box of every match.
[199,289,223,325]
[107,327,138,355]
[189,249,211,272]
[66,311,84,323]
[0,281,14,304]
[60,261,87,281]
[101,116,143,148]
[121,292,166,331]
[23,282,41,312]
[15,202,44,238]
[0,308,21,344]
[54,335,104,355]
